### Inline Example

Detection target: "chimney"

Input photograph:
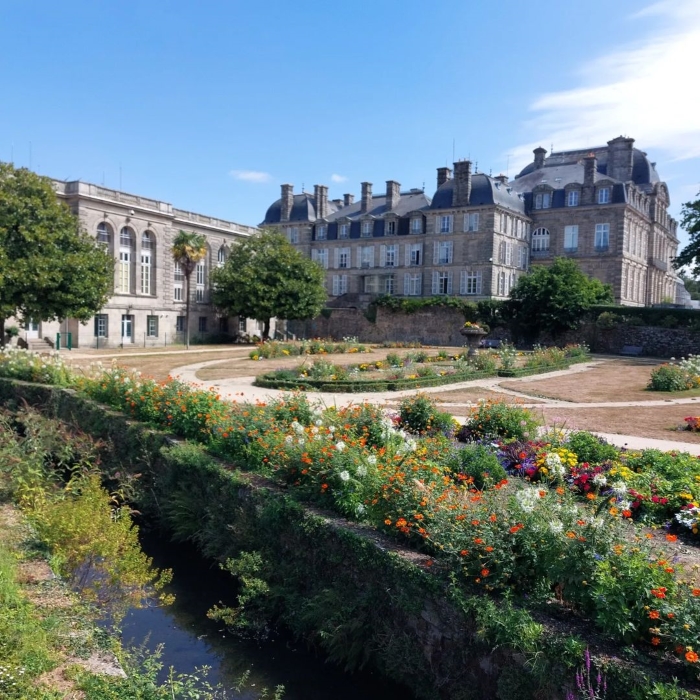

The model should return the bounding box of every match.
[533,147,547,170]
[332,198,343,208]
[452,160,472,207]
[386,180,400,211]
[281,184,293,222]
[314,184,328,219]
[344,193,354,207]
[437,167,452,188]
[581,154,597,205]
[494,174,509,185]
[361,182,373,214]
[607,136,635,182]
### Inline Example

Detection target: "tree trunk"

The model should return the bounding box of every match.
[185,273,191,349]
[262,318,271,342]
[0,318,5,348]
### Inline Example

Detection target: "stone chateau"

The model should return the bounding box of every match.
[19,178,257,348]
[261,136,682,307]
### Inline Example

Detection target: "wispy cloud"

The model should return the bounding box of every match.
[330,173,348,183]
[230,169,272,183]
[510,0,700,169]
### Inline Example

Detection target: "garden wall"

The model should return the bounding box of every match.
[0,378,695,700]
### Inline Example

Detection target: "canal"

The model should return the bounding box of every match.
[118,531,415,699]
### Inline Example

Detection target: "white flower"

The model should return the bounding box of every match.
[619,500,632,512]
[291,421,304,434]
[515,487,542,513]
[311,426,319,435]
[356,504,366,515]
[610,480,627,497]
[335,441,346,452]
[297,438,305,445]
[367,455,377,466]
[592,473,607,487]
[314,419,323,427]
[549,519,563,534]
[356,465,367,477]
[328,425,336,434]
[545,452,565,478]
[339,470,350,482]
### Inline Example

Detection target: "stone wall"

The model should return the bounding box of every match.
[580,323,700,358]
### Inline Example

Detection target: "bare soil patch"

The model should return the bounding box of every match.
[500,358,700,403]
[421,387,544,405]
[536,404,700,444]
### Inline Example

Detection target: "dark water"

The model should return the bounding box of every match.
[118,532,414,700]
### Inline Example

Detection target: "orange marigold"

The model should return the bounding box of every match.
[685,650,699,663]
[666,534,678,542]
[481,568,490,577]
[651,637,661,646]
[648,610,660,619]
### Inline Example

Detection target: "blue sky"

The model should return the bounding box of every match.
[1,0,699,245]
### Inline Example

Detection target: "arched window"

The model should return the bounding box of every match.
[118,227,135,293]
[140,231,155,295]
[96,221,112,245]
[217,246,226,267]
[531,227,550,253]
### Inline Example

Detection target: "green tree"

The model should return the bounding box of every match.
[0,164,113,345]
[673,192,700,275]
[171,230,208,349]
[680,273,700,301]
[507,258,613,339]
[211,229,326,340]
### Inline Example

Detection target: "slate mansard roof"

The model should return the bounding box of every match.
[429,173,527,214]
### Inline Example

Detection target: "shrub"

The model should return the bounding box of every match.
[398,394,455,437]
[648,364,695,391]
[444,444,507,488]
[565,431,619,465]
[0,348,74,386]
[458,400,540,442]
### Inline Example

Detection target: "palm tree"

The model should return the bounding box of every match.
[172,230,207,349]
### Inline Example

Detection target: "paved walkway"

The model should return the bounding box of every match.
[170,358,700,455]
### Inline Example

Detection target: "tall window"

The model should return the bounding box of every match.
[384,276,395,295]
[460,270,482,295]
[311,248,329,269]
[438,215,453,234]
[287,227,299,244]
[96,222,112,245]
[147,315,158,337]
[316,225,327,240]
[404,273,422,296]
[535,192,551,209]
[176,316,186,332]
[464,212,479,232]
[382,244,397,267]
[498,271,506,296]
[598,187,611,204]
[567,190,580,207]
[173,262,184,302]
[564,225,579,252]
[435,241,453,265]
[411,217,422,234]
[118,227,134,293]
[140,231,153,295]
[386,220,397,236]
[217,246,226,267]
[339,223,350,239]
[531,227,550,253]
[432,271,451,295]
[595,223,610,250]
[360,246,374,268]
[407,243,422,266]
[196,260,206,302]
[336,247,350,269]
[332,274,348,296]
[519,246,528,269]
[363,276,380,294]
[94,314,108,338]
[361,221,373,237]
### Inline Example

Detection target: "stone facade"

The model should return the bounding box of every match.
[16,179,258,348]
[262,135,682,309]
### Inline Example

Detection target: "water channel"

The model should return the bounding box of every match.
[118,531,415,699]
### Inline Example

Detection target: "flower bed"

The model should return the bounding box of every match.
[1,349,700,676]
[249,338,371,360]
[649,356,700,391]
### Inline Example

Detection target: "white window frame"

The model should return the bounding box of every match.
[97,222,111,245]
[535,192,551,210]
[435,240,453,265]
[531,227,550,252]
[316,225,327,241]
[564,225,579,252]
[460,270,482,295]
[361,221,373,237]
[404,273,422,296]
[196,260,206,302]
[384,276,395,295]
[94,314,108,337]
[336,247,350,269]
[287,226,299,244]
[464,212,479,232]
[595,223,610,250]
[147,315,158,337]
[438,215,453,234]
[339,223,350,239]
[598,187,611,204]
[411,217,422,234]
[360,246,374,269]
[140,251,152,295]
[567,190,580,207]
[311,248,329,269]
[432,271,452,295]
[385,220,397,236]
[332,274,348,296]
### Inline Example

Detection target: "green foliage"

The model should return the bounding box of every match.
[648,364,696,391]
[507,258,613,338]
[397,393,455,436]
[589,304,700,330]
[0,347,74,386]
[673,190,700,276]
[0,163,113,343]
[566,432,619,465]
[211,229,327,340]
[458,400,540,442]
[444,444,507,489]
[171,230,207,349]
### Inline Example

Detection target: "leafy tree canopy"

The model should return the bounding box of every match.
[0,164,113,340]
[674,192,700,276]
[211,229,326,339]
[506,257,613,338]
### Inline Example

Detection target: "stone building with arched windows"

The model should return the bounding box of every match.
[23,179,257,348]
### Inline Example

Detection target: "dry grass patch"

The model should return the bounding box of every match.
[501,358,700,403]
[537,404,700,444]
[425,387,544,405]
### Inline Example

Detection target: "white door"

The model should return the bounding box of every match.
[26,320,39,339]
[121,315,133,343]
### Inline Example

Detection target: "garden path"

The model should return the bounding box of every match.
[170,358,700,455]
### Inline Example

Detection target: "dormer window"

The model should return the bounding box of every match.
[386,220,397,236]
[567,190,580,207]
[411,217,423,234]
[361,221,372,237]
[535,192,551,209]
[598,187,611,204]
[339,223,350,239]
[316,224,327,240]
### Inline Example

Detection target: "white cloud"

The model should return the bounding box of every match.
[510,0,700,170]
[330,173,348,183]
[230,169,272,183]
